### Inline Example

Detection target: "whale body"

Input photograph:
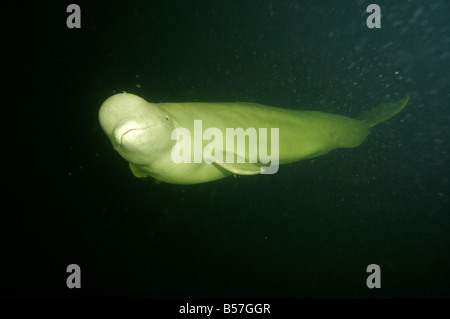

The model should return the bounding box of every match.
[99,93,409,185]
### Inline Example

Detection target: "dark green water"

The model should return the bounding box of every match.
[7,0,449,298]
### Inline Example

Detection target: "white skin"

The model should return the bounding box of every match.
[99,93,408,185]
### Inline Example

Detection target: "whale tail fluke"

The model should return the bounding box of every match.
[356,95,410,127]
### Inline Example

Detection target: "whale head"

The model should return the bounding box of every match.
[99,93,175,165]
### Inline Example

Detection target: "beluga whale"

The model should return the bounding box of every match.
[99,93,409,185]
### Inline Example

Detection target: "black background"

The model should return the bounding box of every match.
[5,0,450,298]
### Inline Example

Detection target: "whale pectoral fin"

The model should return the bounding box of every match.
[356,95,410,127]
[129,163,148,178]
[213,161,262,175]
[209,152,262,175]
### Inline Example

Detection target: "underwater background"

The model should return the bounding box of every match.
[7,0,449,298]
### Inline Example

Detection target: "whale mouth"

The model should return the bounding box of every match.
[114,128,138,151]
[113,122,164,151]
